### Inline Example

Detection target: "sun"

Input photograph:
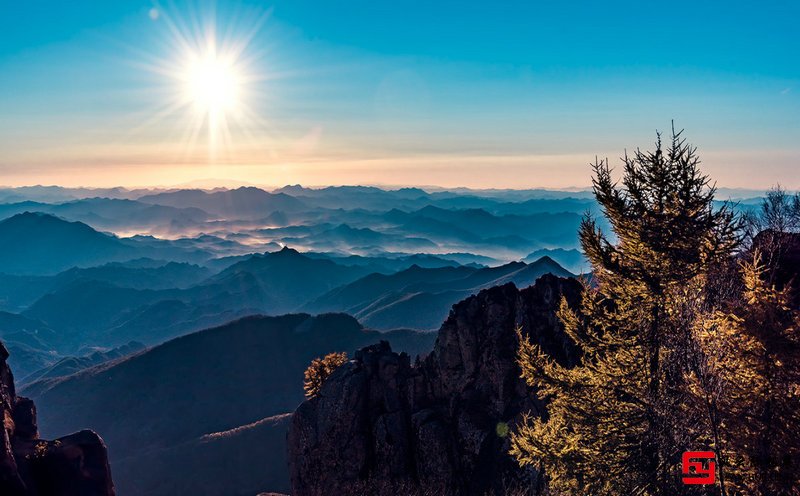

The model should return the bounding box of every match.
[135,4,274,163]
[184,51,240,115]
[177,46,244,159]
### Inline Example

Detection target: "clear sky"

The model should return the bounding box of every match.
[0,0,798,189]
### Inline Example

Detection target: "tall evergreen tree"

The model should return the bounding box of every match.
[510,128,739,495]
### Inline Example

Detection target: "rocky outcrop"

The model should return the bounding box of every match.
[288,274,582,495]
[0,341,115,496]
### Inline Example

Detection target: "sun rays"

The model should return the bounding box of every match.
[134,2,276,163]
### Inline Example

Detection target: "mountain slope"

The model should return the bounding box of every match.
[305,256,574,329]
[51,261,212,291]
[23,280,166,339]
[25,313,436,496]
[0,198,209,232]
[524,247,588,274]
[192,247,372,314]
[0,311,60,376]
[385,205,583,250]
[19,341,146,387]
[304,264,477,316]
[0,212,137,275]
[19,248,373,350]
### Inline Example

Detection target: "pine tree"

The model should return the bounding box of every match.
[510,127,739,495]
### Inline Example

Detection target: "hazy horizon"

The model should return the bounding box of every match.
[0,181,787,199]
[1,0,798,189]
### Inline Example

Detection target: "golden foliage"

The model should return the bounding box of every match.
[511,129,741,495]
[689,253,800,495]
[303,351,349,399]
[511,130,800,495]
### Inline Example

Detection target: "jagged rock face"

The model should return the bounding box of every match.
[0,341,115,496]
[288,274,582,495]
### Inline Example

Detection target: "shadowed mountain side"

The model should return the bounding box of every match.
[0,261,212,315]
[20,248,373,350]
[53,261,212,291]
[0,198,210,233]
[302,251,492,272]
[0,311,57,343]
[524,248,588,274]
[384,206,582,248]
[0,212,221,277]
[113,414,292,496]
[24,313,436,496]
[0,273,59,312]
[305,256,574,330]
[19,341,146,387]
[305,265,477,314]
[355,290,470,330]
[0,254,264,315]
[284,223,438,252]
[1,342,59,383]
[199,247,373,312]
[23,280,166,339]
[0,312,61,377]
[0,212,139,275]
[100,301,258,347]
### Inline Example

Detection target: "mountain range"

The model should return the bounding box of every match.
[0,185,604,266]
[23,313,437,496]
[304,256,573,329]
[0,184,592,495]
[138,186,308,220]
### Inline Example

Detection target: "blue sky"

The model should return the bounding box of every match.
[0,0,797,189]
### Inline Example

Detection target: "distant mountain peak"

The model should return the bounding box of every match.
[533,255,559,266]
[395,187,426,194]
[0,211,112,237]
[276,245,301,255]
[0,212,140,275]
[4,210,65,224]
[274,184,308,195]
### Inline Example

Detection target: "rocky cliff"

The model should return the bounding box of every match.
[0,341,114,496]
[288,274,582,495]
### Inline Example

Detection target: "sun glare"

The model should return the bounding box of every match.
[136,4,273,163]
[184,51,240,114]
